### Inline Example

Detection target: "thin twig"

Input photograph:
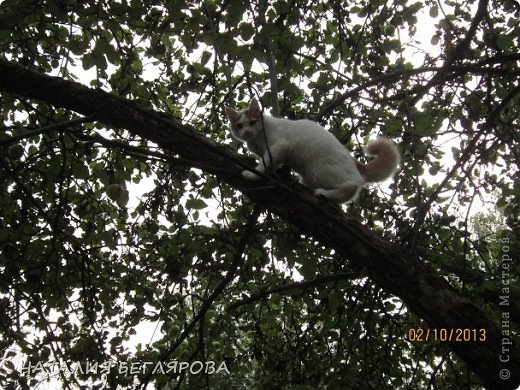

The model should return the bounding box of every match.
[139,205,262,389]
[230,272,359,309]
[0,115,98,145]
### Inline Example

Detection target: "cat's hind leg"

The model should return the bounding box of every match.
[314,183,361,203]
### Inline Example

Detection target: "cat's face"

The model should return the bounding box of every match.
[225,98,262,142]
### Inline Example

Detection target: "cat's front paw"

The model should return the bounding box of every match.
[241,170,261,180]
[314,188,328,198]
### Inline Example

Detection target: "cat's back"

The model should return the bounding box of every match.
[286,118,347,152]
[263,115,349,155]
[260,114,361,188]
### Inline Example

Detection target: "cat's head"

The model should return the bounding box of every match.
[224,98,262,142]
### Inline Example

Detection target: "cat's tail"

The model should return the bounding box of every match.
[356,137,400,183]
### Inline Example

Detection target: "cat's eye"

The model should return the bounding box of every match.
[236,124,243,130]
[249,120,257,126]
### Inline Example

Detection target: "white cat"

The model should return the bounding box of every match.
[225,98,399,203]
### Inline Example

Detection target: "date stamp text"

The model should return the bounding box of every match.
[407,327,487,343]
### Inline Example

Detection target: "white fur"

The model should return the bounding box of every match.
[225,99,396,203]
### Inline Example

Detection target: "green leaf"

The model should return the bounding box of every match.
[413,111,435,136]
[200,50,212,66]
[239,22,255,41]
[384,117,403,135]
[82,53,97,70]
[384,301,396,312]
[496,197,507,208]
[116,189,129,207]
[226,1,246,27]
[328,292,341,312]
[0,228,9,242]
[28,239,46,257]
[496,35,514,50]
[299,257,317,279]
[186,198,207,210]
[72,162,89,180]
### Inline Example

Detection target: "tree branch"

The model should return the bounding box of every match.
[256,0,280,116]
[0,59,518,389]
[314,62,518,122]
[409,81,520,250]
[0,115,98,145]
[230,272,359,309]
[407,0,489,106]
[315,0,492,121]
[139,205,262,388]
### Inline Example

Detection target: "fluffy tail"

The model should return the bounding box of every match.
[356,137,400,183]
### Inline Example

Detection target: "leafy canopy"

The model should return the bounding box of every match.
[0,0,519,388]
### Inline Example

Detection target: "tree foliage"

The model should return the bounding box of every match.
[0,0,519,389]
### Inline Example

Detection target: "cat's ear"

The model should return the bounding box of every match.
[224,106,240,123]
[248,98,262,117]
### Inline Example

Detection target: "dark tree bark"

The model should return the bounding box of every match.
[0,59,518,389]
